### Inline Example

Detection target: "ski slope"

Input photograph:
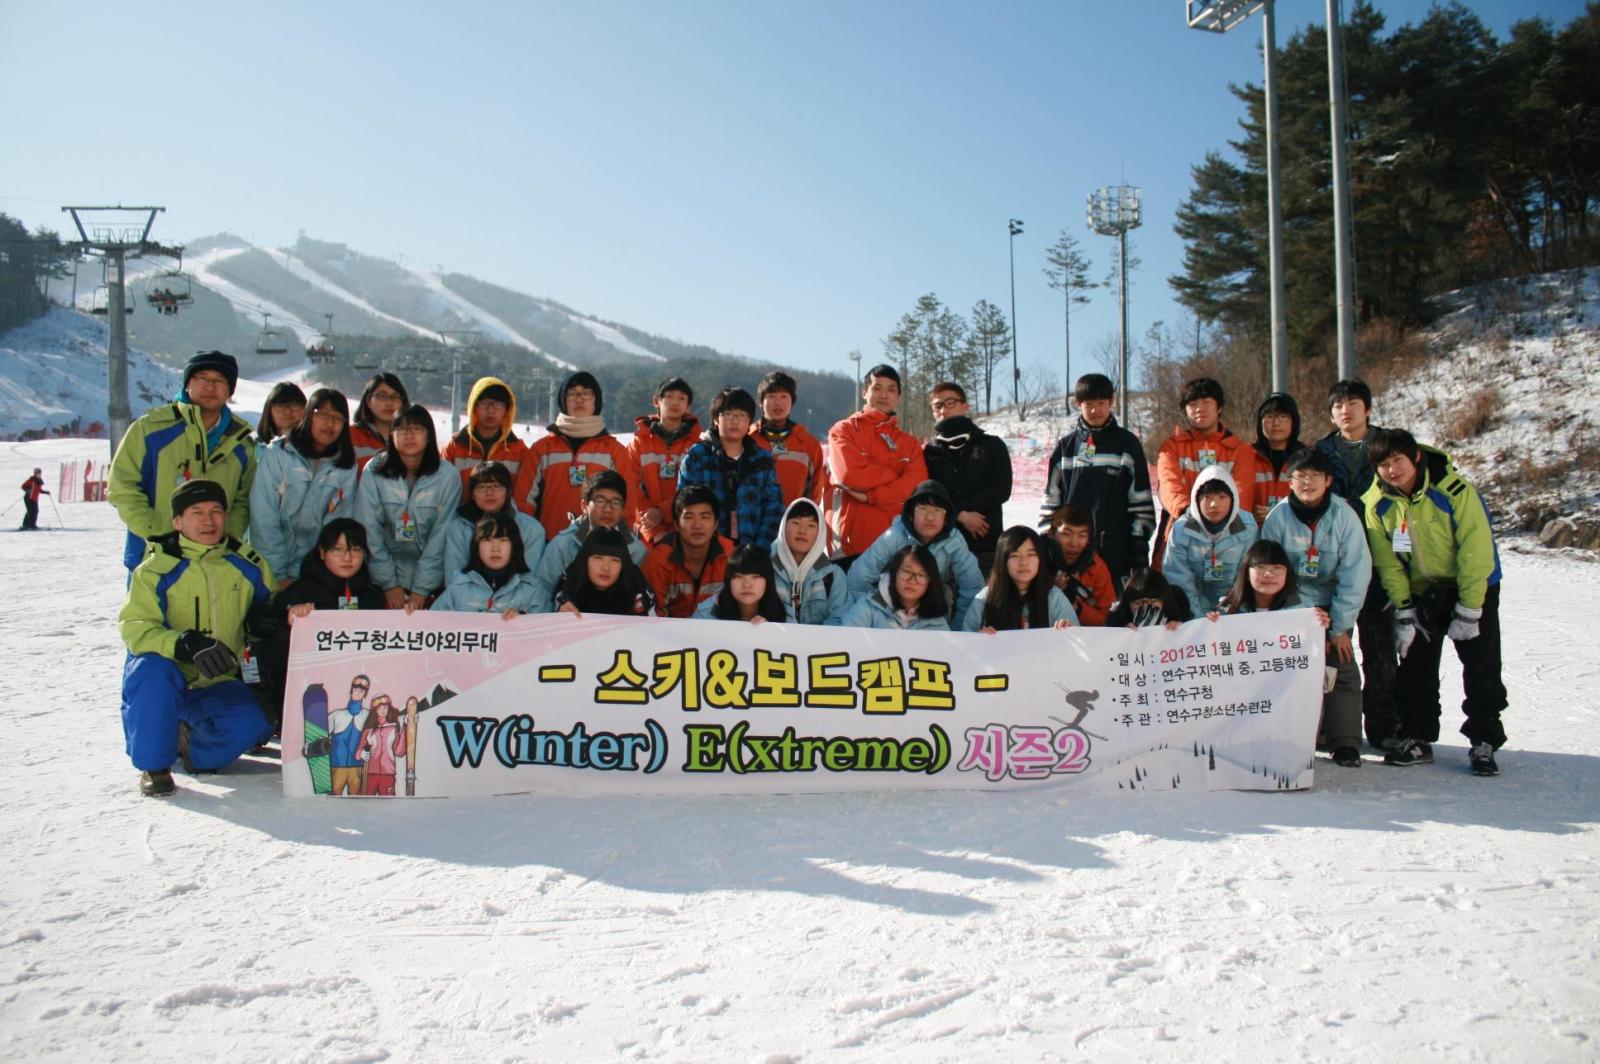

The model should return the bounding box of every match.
[0,438,1596,1062]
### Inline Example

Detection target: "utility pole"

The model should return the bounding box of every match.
[848,349,862,413]
[1326,0,1358,378]
[1187,0,1289,391]
[61,206,182,456]
[1007,219,1024,410]
[437,329,482,432]
[1087,186,1143,426]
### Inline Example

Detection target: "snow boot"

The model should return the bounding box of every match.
[1383,739,1434,767]
[1469,742,1500,777]
[139,769,176,797]
[176,722,217,776]
[1331,746,1362,768]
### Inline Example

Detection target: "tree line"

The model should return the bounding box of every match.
[1170,1,1600,357]
[0,214,71,335]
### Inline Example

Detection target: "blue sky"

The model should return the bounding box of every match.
[1,0,1585,387]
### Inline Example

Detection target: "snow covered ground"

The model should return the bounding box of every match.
[2,435,1597,1061]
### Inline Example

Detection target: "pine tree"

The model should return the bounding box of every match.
[969,299,1011,414]
[1043,232,1096,391]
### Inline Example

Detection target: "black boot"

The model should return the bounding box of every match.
[140,769,176,797]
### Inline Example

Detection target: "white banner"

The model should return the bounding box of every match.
[282,610,1326,798]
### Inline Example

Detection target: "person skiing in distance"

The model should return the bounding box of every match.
[19,467,48,530]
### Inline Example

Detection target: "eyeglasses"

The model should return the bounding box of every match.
[1288,473,1326,485]
[326,545,366,557]
[565,389,595,401]
[913,505,945,519]
[930,397,965,411]
[589,496,625,511]
[1251,564,1288,576]
[370,390,403,403]
[895,568,931,584]
[311,410,346,425]
[392,424,428,435]
[476,399,508,411]
[1261,412,1293,422]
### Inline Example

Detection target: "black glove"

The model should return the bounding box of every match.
[174,630,239,680]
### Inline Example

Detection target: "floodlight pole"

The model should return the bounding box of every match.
[1187,0,1288,391]
[61,206,182,456]
[848,349,863,413]
[1087,186,1142,426]
[1007,219,1024,411]
[1326,0,1358,378]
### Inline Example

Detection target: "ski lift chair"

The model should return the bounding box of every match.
[255,312,290,356]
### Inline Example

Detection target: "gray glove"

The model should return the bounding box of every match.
[1393,608,1418,660]
[1447,604,1482,643]
[174,630,239,680]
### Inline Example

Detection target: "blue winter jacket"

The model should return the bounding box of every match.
[770,495,848,625]
[353,458,462,595]
[247,437,357,581]
[960,585,1079,632]
[677,435,784,549]
[1163,465,1259,618]
[430,570,543,614]
[441,508,547,585]
[846,515,985,625]
[529,518,649,613]
[837,579,952,631]
[1259,495,1372,636]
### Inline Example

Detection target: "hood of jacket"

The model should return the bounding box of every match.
[457,377,519,451]
[773,496,828,583]
[635,412,699,445]
[899,479,957,543]
[1184,464,1247,537]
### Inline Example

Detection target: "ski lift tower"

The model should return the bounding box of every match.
[1187,0,1289,393]
[436,329,482,432]
[62,206,184,456]
[1086,185,1142,426]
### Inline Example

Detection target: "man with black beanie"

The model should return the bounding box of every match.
[109,350,257,571]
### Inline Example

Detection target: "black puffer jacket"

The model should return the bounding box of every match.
[922,416,1012,556]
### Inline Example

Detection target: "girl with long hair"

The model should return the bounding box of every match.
[431,512,541,618]
[354,404,461,611]
[248,387,357,585]
[555,526,655,617]
[961,526,1078,632]
[256,381,306,445]
[694,545,788,623]
[350,372,409,473]
[1105,567,1193,630]
[838,543,950,631]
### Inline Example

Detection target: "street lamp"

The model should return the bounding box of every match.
[847,349,863,413]
[1087,186,1142,426]
[1188,0,1289,392]
[1008,218,1024,410]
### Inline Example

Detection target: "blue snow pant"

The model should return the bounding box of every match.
[122,654,271,772]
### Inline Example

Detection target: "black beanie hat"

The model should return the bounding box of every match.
[184,351,239,394]
[170,478,228,516]
[560,371,603,415]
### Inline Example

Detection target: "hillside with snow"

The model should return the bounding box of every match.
[0,309,180,439]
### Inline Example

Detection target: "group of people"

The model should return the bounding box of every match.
[103,348,1506,796]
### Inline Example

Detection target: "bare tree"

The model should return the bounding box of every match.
[1016,363,1060,423]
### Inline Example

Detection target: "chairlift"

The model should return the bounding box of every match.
[306,314,337,365]
[255,312,290,356]
[144,270,193,316]
[353,352,380,371]
[90,286,132,316]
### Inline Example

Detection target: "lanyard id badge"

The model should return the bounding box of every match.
[1205,549,1225,580]
[1392,521,1412,553]
[1197,448,1218,468]
[567,463,589,486]
[395,509,418,543]
[240,645,261,684]
[1299,545,1321,578]
[1083,434,1097,458]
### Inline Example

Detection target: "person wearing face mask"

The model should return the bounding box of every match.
[248,388,358,586]
[431,512,542,618]
[524,371,639,542]
[109,350,258,571]
[922,381,1012,576]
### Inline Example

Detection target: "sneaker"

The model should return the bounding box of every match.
[1384,739,1434,766]
[1332,746,1362,768]
[1469,742,1499,777]
[139,769,176,797]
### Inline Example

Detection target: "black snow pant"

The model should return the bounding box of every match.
[21,498,38,530]
[1356,578,1399,746]
[1394,583,1507,749]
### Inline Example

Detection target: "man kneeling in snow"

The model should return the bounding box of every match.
[118,480,274,797]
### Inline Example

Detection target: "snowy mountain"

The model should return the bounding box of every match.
[80,233,673,378]
[0,309,180,439]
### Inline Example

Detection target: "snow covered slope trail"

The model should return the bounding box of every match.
[0,439,1596,1061]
